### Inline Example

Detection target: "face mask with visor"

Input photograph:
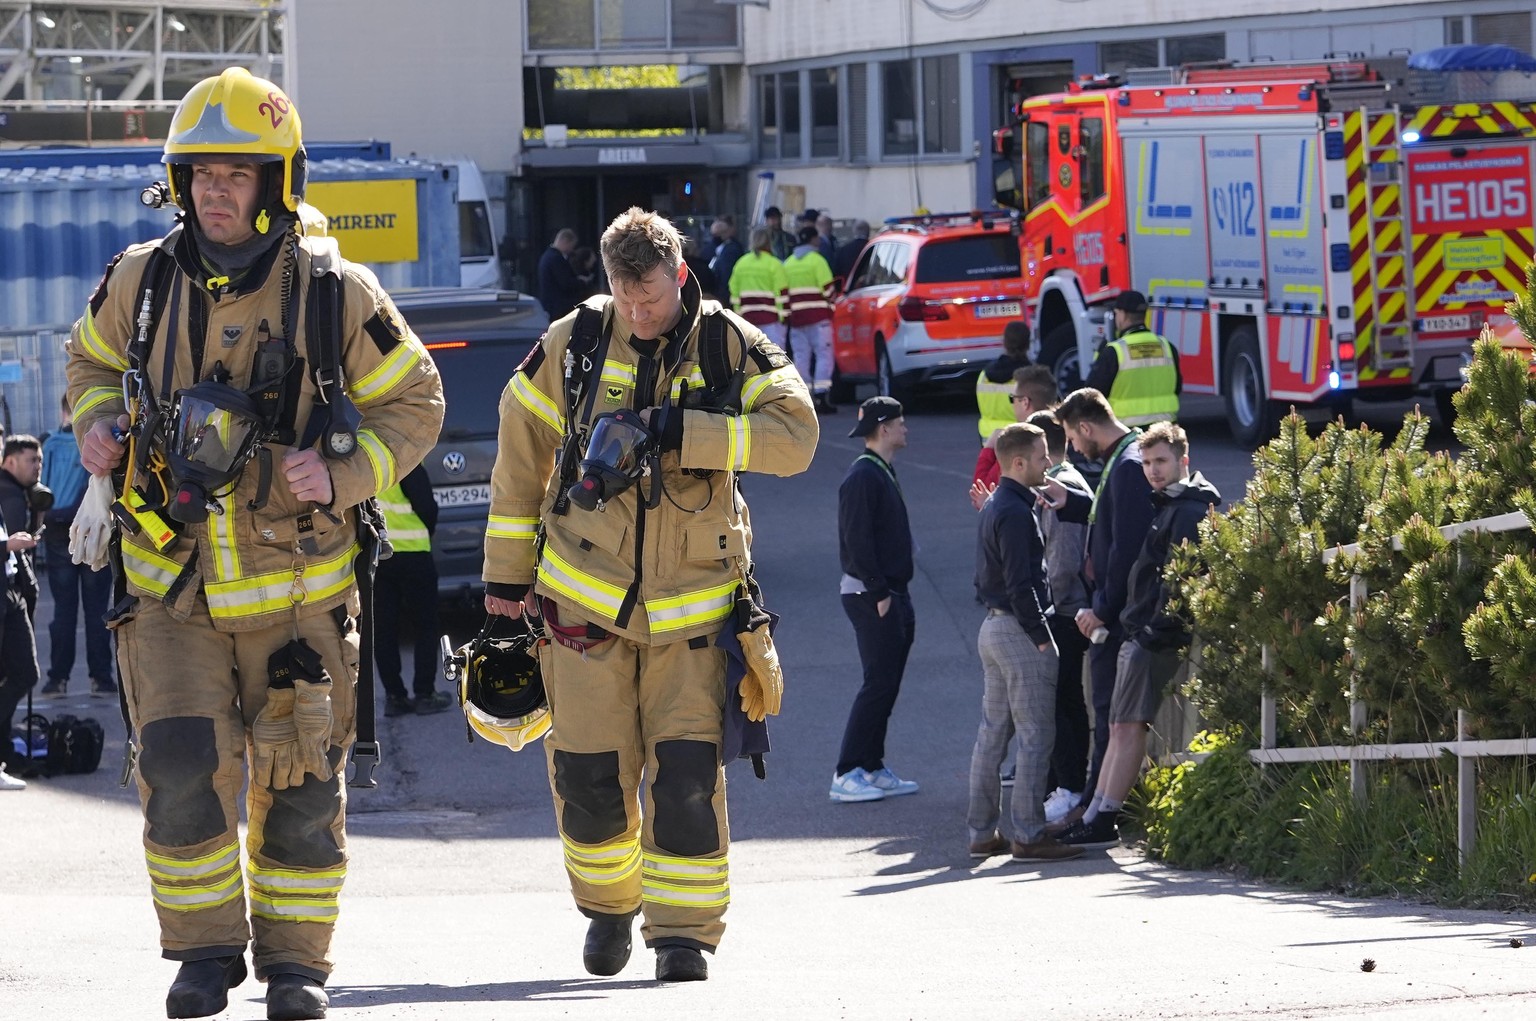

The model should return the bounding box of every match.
[566,408,659,511]
[165,366,270,522]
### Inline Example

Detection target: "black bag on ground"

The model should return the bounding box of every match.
[13,713,105,776]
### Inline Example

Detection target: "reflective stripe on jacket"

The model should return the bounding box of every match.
[1106,329,1178,426]
[782,250,834,326]
[976,376,1014,440]
[728,252,788,327]
[484,282,819,644]
[378,483,430,552]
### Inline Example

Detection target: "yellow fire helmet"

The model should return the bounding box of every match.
[162,66,306,236]
[453,616,550,752]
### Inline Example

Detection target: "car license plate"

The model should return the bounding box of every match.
[433,484,491,507]
[1420,314,1472,334]
[974,301,1021,320]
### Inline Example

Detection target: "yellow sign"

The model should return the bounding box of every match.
[1441,236,1503,272]
[305,179,419,263]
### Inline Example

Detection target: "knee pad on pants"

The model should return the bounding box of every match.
[138,716,225,847]
[258,745,344,868]
[650,740,720,857]
[554,749,627,845]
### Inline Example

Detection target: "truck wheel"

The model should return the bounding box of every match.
[1223,326,1277,447]
[1037,322,1083,398]
[876,340,909,402]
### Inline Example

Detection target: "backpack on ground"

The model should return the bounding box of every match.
[12,712,105,777]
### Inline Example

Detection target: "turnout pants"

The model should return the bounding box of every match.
[789,319,834,395]
[115,593,360,982]
[537,607,731,952]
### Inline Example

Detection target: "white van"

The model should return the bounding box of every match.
[452,160,502,288]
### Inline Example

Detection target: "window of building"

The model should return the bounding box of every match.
[781,73,802,160]
[1473,11,1532,49]
[1167,33,1226,67]
[849,64,869,163]
[527,0,738,51]
[810,68,840,159]
[882,60,918,157]
[758,73,778,158]
[881,55,961,159]
[1101,40,1158,75]
[671,0,740,48]
[1101,34,1225,74]
[922,56,960,156]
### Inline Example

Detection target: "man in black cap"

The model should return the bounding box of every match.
[1084,290,1181,427]
[830,396,920,804]
[763,206,796,261]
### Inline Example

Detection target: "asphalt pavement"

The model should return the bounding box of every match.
[3,393,1530,1020]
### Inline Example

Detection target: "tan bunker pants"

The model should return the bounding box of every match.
[115,594,359,982]
[538,607,731,952]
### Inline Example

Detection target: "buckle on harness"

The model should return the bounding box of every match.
[348,741,381,789]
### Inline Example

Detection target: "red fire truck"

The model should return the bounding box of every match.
[991,58,1536,443]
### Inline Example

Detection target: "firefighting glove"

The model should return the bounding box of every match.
[69,474,116,570]
[253,640,335,789]
[734,589,783,722]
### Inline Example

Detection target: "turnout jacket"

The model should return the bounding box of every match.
[65,225,445,632]
[1121,471,1221,650]
[483,273,818,645]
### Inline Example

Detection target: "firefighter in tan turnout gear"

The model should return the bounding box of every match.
[483,207,818,982]
[66,68,443,1021]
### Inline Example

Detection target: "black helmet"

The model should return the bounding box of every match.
[456,615,549,751]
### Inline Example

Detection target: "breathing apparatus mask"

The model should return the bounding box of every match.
[165,363,270,523]
[567,408,659,511]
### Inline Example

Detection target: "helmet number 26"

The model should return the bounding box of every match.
[258,91,290,129]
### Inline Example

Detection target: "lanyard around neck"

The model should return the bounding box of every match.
[1088,430,1138,526]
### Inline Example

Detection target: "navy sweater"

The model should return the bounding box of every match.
[838,451,912,602]
[1055,434,1156,636]
[975,477,1053,645]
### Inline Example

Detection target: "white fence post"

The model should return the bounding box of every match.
[1458,709,1476,868]
[1349,574,1368,805]
[1260,644,1276,754]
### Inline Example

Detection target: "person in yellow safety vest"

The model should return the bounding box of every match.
[375,463,451,719]
[975,320,1033,442]
[783,224,838,414]
[1084,290,1180,427]
[67,67,444,1021]
[728,226,789,351]
[483,207,818,984]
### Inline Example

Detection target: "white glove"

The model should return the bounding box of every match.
[69,474,116,570]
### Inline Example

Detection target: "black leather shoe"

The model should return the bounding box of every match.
[655,945,708,982]
[582,910,636,976]
[266,973,328,1021]
[166,955,246,1019]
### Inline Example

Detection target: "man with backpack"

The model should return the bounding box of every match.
[483,207,817,983]
[67,67,443,1020]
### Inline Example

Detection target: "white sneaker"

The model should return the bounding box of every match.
[1043,788,1082,824]
[829,768,885,803]
[866,767,919,797]
[0,767,27,791]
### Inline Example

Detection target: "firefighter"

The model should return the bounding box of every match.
[783,224,838,413]
[67,67,444,1021]
[1085,290,1181,426]
[482,207,817,982]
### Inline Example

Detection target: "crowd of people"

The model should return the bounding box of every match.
[827,289,1212,866]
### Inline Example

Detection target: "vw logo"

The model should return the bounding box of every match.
[442,451,467,475]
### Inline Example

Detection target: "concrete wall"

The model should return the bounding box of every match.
[288,0,523,175]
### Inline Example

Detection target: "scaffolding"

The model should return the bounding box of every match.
[0,1,286,106]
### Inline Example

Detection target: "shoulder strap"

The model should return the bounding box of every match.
[693,310,750,415]
[299,252,347,452]
[127,246,178,376]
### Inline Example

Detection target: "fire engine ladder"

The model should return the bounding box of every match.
[1361,105,1414,371]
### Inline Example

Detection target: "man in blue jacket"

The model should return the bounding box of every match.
[39,395,115,697]
[1040,388,1156,816]
[831,396,920,803]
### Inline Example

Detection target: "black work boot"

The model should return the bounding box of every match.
[165,954,247,1019]
[655,945,709,982]
[582,910,636,976]
[266,973,328,1020]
